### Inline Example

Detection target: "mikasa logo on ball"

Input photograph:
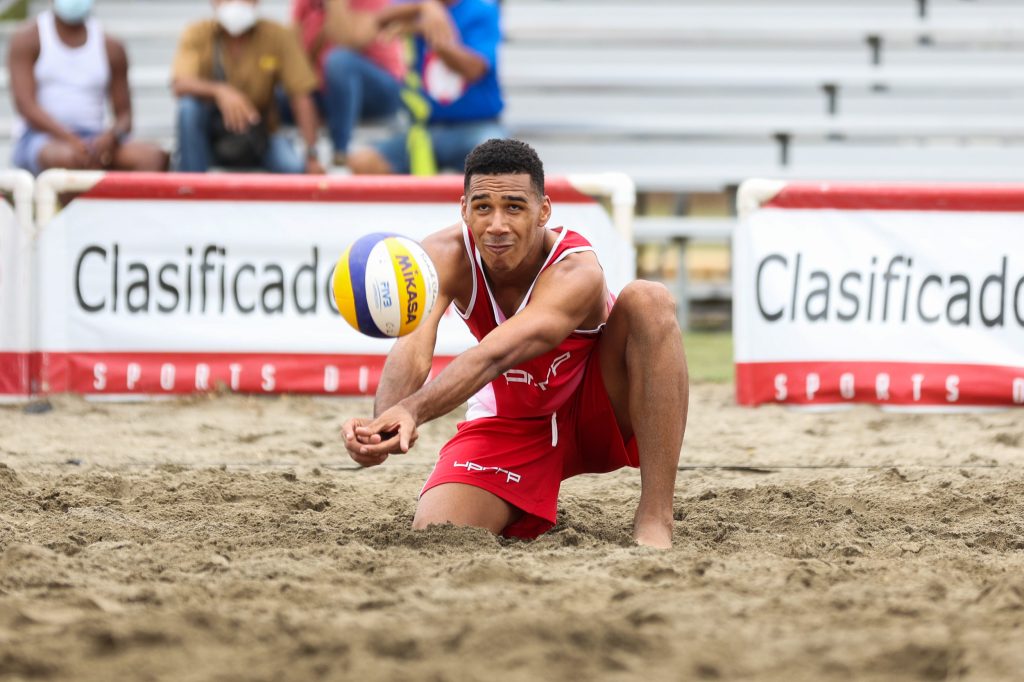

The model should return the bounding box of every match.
[396,254,420,324]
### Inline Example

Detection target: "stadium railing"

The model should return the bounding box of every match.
[633,216,734,331]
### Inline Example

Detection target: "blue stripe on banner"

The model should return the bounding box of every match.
[348,233,398,339]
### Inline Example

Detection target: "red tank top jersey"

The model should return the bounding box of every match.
[454,225,613,420]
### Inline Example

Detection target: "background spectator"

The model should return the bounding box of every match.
[347,0,504,175]
[7,0,168,174]
[288,0,405,166]
[172,0,325,174]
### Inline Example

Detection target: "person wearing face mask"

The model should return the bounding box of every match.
[172,0,326,174]
[7,0,169,174]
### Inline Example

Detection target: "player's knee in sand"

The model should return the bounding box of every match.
[413,482,522,535]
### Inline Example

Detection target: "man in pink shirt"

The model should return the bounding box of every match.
[8,0,168,173]
[288,0,404,165]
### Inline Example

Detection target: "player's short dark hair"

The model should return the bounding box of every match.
[463,138,545,197]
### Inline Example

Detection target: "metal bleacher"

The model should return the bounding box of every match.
[502,0,1024,189]
[1,0,1022,188]
[2,0,1023,325]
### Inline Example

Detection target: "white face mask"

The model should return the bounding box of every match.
[216,1,258,36]
[53,0,94,24]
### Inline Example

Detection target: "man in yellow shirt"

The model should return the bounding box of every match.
[172,0,325,173]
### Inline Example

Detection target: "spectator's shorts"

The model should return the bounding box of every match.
[374,119,506,174]
[420,346,639,539]
[13,126,104,175]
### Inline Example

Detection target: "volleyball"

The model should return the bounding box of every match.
[332,233,440,338]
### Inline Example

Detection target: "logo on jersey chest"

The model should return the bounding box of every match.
[502,352,571,391]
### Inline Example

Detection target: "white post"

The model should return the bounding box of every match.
[0,170,35,399]
[34,169,105,232]
[567,172,636,243]
[736,178,787,219]
[31,170,105,394]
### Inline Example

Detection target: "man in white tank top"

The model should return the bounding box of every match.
[7,0,168,174]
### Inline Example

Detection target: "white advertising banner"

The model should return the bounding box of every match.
[35,173,634,395]
[0,171,34,399]
[734,181,1024,408]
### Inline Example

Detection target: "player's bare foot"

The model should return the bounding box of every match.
[633,514,673,549]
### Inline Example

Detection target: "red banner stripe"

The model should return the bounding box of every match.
[763,182,1024,212]
[38,351,455,396]
[0,352,32,396]
[77,173,596,204]
[736,361,1024,407]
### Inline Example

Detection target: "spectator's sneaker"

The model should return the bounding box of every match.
[332,151,347,167]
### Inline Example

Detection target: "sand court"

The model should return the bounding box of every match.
[1,383,1023,681]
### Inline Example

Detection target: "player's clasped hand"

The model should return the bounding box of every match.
[342,405,419,467]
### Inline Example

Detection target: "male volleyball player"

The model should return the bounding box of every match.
[342,139,688,548]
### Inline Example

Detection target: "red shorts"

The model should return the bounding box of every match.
[420,347,639,539]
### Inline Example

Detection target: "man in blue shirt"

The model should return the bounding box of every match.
[347,0,505,174]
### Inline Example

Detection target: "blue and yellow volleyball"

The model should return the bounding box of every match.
[332,233,440,338]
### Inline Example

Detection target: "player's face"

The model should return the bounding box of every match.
[461,173,551,275]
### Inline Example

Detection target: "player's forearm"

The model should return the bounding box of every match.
[399,345,502,424]
[401,326,557,424]
[374,342,434,416]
